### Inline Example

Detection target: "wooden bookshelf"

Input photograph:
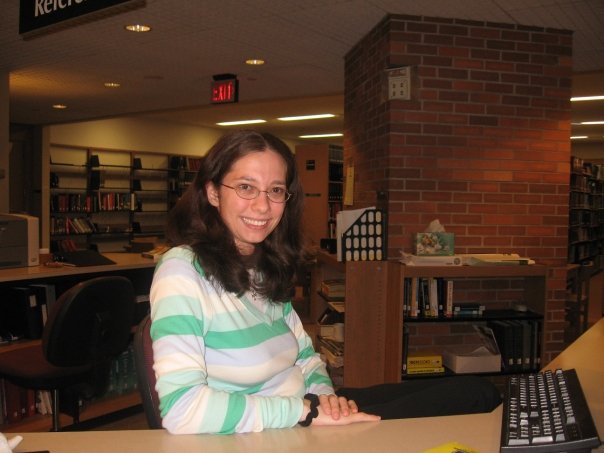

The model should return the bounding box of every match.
[49,145,202,253]
[310,250,548,388]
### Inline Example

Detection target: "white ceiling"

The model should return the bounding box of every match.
[1,0,604,144]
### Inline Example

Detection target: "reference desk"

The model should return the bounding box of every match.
[11,318,604,453]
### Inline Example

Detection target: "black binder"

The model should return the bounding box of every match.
[54,250,116,267]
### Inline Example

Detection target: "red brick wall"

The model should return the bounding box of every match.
[344,14,572,363]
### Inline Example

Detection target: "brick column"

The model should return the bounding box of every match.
[344,14,572,362]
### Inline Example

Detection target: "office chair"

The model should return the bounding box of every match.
[0,276,135,431]
[133,314,162,429]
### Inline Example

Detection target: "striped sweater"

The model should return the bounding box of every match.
[149,246,334,434]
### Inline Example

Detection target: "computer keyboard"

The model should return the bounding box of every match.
[501,368,601,452]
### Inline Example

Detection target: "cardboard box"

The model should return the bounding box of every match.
[414,232,455,256]
[443,345,501,373]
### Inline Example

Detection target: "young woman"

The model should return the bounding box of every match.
[149,130,500,434]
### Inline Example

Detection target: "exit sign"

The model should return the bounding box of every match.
[211,77,238,104]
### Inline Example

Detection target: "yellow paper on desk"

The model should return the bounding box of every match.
[422,441,482,453]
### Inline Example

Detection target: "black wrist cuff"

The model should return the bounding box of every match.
[299,393,320,427]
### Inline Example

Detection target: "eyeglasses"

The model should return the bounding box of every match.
[221,183,292,203]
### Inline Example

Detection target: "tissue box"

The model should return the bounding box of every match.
[414,232,455,256]
[443,346,501,373]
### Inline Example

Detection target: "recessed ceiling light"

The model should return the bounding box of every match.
[299,133,343,138]
[125,24,151,32]
[571,95,604,102]
[52,104,67,109]
[278,114,335,121]
[245,59,265,65]
[217,119,266,126]
[104,82,121,88]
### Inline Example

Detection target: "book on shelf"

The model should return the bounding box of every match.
[2,380,23,423]
[486,318,542,372]
[317,335,344,368]
[7,286,43,339]
[401,325,409,374]
[452,303,486,317]
[320,278,345,300]
[445,279,454,317]
[404,277,455,319]
[327,301,345,313]
[407,352,443,369]
[406,366,445,375]
[28,283,57,327]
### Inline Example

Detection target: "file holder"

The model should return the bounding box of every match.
[340,208,386,261]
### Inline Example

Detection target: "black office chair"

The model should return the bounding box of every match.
[0,276,135,431]
[133,314,162,429]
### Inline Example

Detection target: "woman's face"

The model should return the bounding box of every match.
[207,149,288,255]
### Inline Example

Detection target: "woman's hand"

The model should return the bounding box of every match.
[300,394,380,426]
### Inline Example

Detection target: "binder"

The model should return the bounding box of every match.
[488,320,514,371]
[29,283,57,325]
[10,286,43,339]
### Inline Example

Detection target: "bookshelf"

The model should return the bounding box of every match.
[310,251,400,387]
[569,156,604,265]
[399,265,546,378]
[310,250,548,388]
[295,144,343,246]
[49,145,202,253]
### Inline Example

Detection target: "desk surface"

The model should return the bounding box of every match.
[0,253,155,284]
[11,319,604,453]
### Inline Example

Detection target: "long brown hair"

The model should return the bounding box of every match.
[166,130,309,301]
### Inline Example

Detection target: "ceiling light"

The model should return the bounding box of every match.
[217,119,266,126]
[580,121,604,125]
[278,114,336,121]
[571,95,604,102]
[104,82,121,88]
[245,59,265,65]
[125,24,151,32]
[52,104,67,109]
[571,136,588,139]
[299,133,343,139]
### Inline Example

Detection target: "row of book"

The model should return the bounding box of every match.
[168,156,203,171]
[401,319,542,376]
[0,344,138,426]
[487,319,542,372]
[51,192,137,213]
[403,277,454,318]
[51,216,97,235]
[403,277,499,319]
[317,335,344,369]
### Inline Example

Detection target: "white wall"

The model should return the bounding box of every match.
[48,117,223,155]
[572,141,604,160]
